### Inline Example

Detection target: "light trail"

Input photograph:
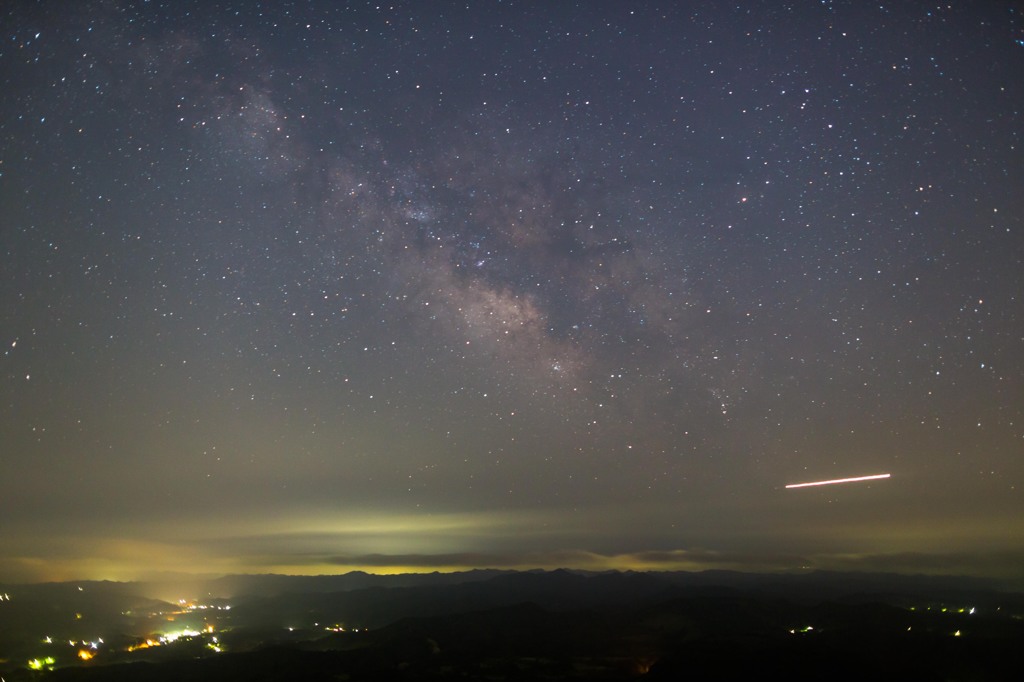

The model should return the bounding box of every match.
[785,473,890,489]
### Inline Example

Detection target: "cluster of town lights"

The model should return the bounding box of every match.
[127,624,216,651]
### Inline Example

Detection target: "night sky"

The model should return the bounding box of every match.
[2,1,1022,585]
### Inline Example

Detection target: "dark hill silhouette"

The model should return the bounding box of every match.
[2,570,1020,681]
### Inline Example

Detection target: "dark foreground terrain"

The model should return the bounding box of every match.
[2,570,1021,681]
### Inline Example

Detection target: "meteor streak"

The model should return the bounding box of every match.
[786,473,890,489]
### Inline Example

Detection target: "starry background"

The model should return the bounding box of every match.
[2,1,1022,585]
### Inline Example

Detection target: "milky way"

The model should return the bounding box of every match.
[1,1,1022,583]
